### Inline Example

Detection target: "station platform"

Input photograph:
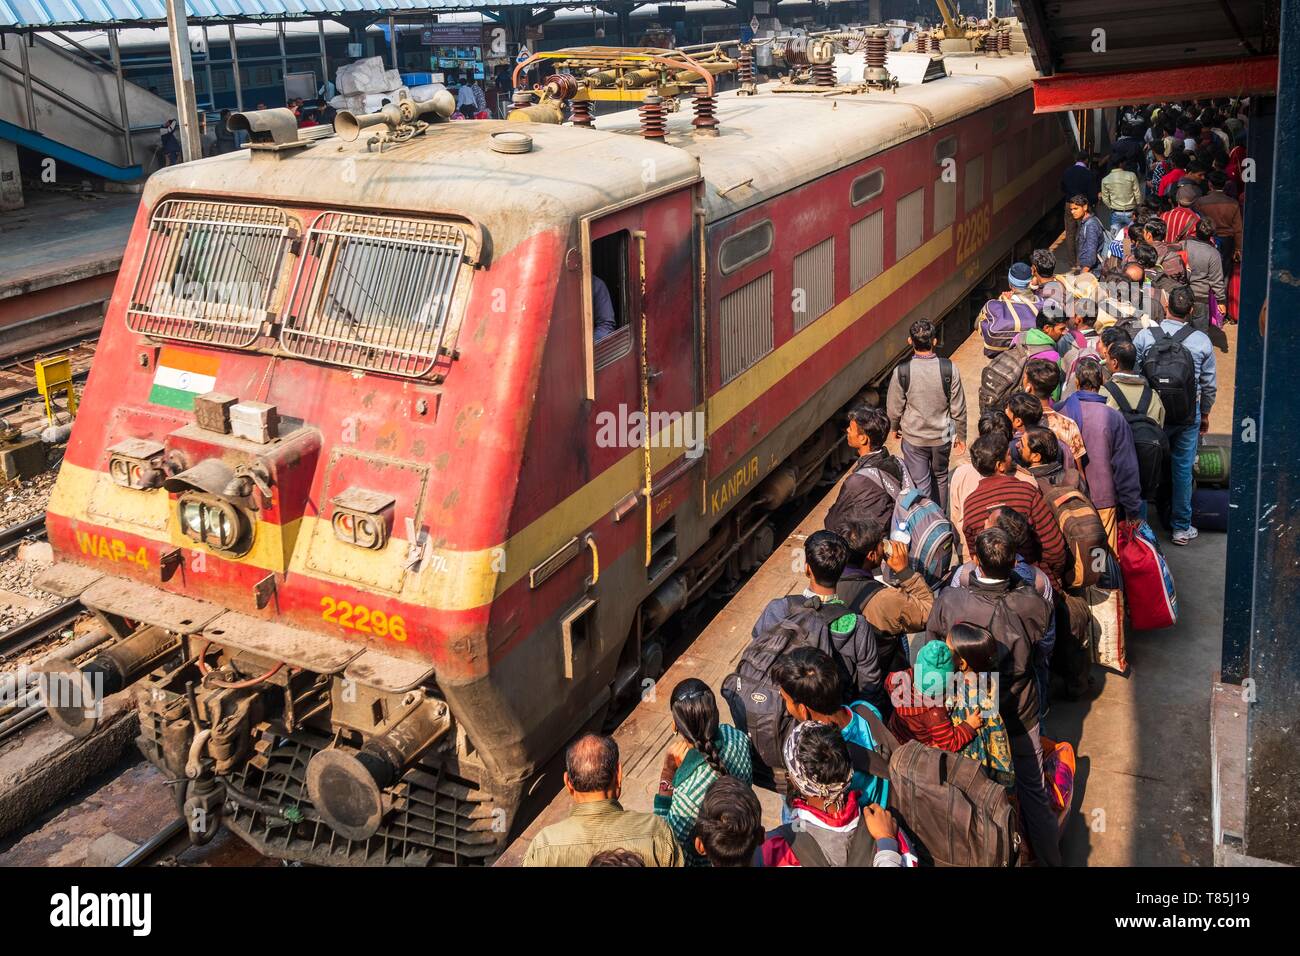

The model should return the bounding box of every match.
[0,189,136,351]
[498,317,1238,867]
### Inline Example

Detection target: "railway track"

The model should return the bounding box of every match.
[0,516,90,742]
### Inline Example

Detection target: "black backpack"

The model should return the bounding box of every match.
[835,575,886,615]
[1104,381,1170,500]
[978,343,1029,416]
[721,597,852,772]
[1143,325,1198,426]
[896,357,954,405]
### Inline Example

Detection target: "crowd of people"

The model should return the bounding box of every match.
[514,100,1241,868]
[1056,99,1247,353]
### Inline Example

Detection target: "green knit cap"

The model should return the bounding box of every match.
[915,641,956,700]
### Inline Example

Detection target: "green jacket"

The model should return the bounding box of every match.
[1019,327,1064,399]
[522,798,684,868]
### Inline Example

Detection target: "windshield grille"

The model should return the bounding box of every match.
[126,200,290,347]
[280,212,467,378]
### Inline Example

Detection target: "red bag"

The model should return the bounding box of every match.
[1118,520,1178,630]
[1226,263,1241,323]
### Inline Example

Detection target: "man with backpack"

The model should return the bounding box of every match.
[921,527,1060,866]
[887,319,967,510]
[959,432,1068,589]
[835,519,935,669]
[825,405,907,533]
[1017,426,1110,593]
[748,530,887,712]
[1056,360,1145,551]
[979,309,1071,418]
[1103,339,1167,517]
[1134,285,1217,545]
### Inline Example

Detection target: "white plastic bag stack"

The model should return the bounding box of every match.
[336,57,390,95]
[406,83,448,103]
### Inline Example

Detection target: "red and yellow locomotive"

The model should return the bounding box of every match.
[37,42,1068,864]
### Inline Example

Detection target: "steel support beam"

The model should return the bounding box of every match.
[229,24,244,112]
[164,0,202,162]
[1032,56,1280,113]
[1243,0,1300,867]
[108,30,134,167]
[318,19,329,98]
[18,34,36,132]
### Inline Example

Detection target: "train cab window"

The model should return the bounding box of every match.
[591,231,631,367]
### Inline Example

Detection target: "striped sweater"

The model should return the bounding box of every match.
[653,723,753,866]
[960,473,1068,589]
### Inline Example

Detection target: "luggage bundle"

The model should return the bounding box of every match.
[1192,433,1231,532]
[978,298,1038,358]
[1117,520,1178,631]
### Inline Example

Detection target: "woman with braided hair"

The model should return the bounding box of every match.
[654,678,751,866]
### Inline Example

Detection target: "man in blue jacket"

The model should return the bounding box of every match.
[1068,194,1104,274]
[1055,359,1144,552]
[1133,286,1217,546]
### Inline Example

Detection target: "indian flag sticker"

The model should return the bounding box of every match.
[148,347,220,410]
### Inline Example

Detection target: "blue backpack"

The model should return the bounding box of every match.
[892,489,955,589]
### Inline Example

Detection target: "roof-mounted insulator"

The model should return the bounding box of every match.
[639,94,666,140]
[916,32,930,54]
[569,99,595,128]
[999,26,1012,54]
[738,45,757,96]
[863,29,894,89]
[692,91,719,137]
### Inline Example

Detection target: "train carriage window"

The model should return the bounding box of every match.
[896,188,924,259]
[718,220,773,275]
[964,154,985,213]
[933,136,959,164]
[850,211,884,290]
[850,169,885,206]
[793,238,834,332]
[591,230,632,368]
[933,176,956,233]
[719,272,773,384]
[992,143,1008,191]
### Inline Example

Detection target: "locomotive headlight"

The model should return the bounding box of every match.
[108,438,167,490]
[330,488,395,551]
[177,491,252,555]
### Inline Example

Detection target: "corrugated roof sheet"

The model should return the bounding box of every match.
[0,0,538,30]
[1014,0,1271,77]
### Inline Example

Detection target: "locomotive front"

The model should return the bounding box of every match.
[32,113,586,865]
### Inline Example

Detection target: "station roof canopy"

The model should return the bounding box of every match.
[0,0,560,31]
[1014,0,1279,112]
